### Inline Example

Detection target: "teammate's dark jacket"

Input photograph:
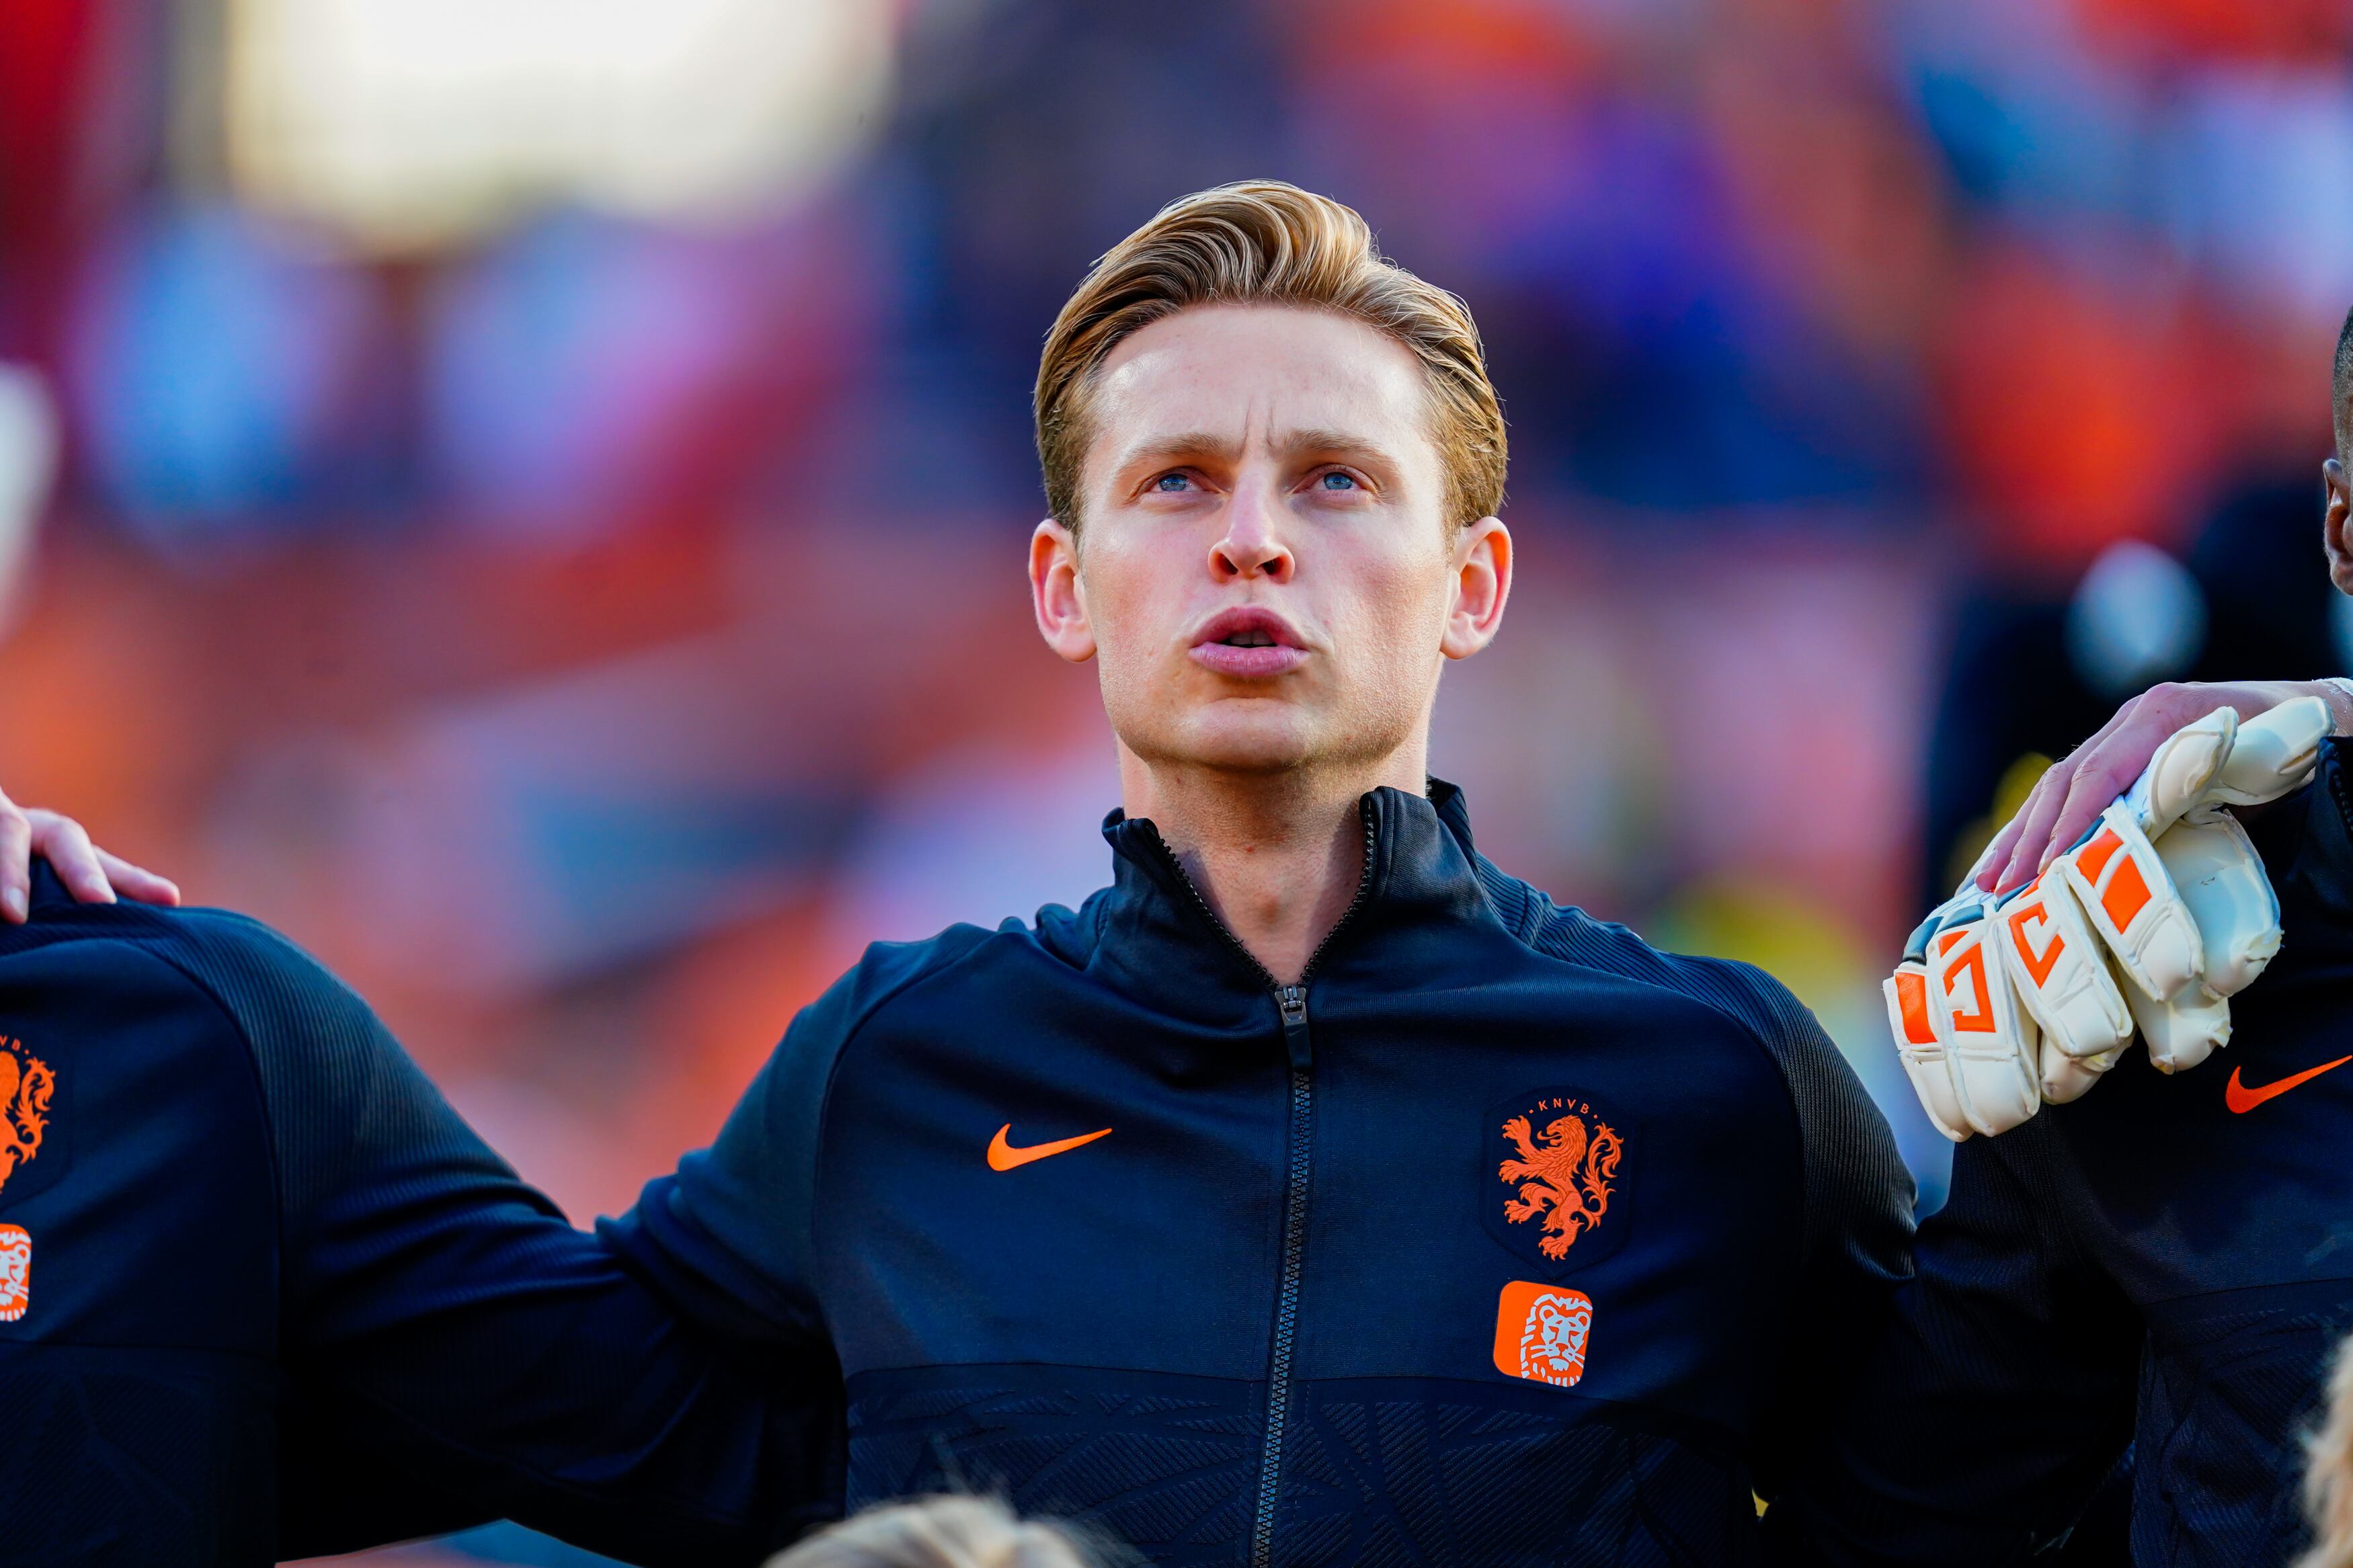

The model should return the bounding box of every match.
[1776,740,2353,1567]
[606,781,1915,1566]
[0,865,836,1567]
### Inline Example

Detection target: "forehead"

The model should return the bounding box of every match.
[1086,304,1432,461]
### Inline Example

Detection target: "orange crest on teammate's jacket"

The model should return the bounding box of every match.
[0,1225,28,1322]
[0,1040,52,1200]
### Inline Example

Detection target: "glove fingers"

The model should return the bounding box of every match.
[2206,694,2329,807]
[2125,980,2230,1073]
[1885,966,1971,1142]
[2130,708,2235,835]
[2039,1036,2123,1104]
[2153,816,2280,998]
[1924,910,2042,1137]
[1993,872,2134,1061]
[2061,803,2204,1001]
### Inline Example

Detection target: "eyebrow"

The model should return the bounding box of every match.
[1115,427,1398,470]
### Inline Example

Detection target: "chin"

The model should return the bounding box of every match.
[1125,704,1323,775]
[1180,737,1317,774]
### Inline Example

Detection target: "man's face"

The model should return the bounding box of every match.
[2326,452,2353,597]
[1030,304,1508,778]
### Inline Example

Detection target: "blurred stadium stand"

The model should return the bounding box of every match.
[5,1,2353,1559]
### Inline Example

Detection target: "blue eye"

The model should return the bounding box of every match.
[1154,473,1191,492]
[1319,471,1358,491]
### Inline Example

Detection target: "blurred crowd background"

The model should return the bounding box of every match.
[5,1,2353,1560]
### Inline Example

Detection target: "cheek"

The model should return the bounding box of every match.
[1336,546,1455,675]
[1076,536,1184,671]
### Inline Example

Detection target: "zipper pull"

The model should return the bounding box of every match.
[1276,984,1312,1069]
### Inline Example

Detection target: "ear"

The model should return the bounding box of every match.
[2326,460,2353,597]
[1030,519,1096,664]
[1441,516,1512,661]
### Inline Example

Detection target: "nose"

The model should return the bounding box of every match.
[1208,480,1295,583]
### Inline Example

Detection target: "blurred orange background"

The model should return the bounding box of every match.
[5,3,2352,1558]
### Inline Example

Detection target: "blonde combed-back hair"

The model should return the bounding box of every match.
[767,1497,1111,1568]
[2302,1334,2353,1568]
[1034,179,1507,534]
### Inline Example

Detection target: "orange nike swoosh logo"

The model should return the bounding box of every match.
[2225,1057,2353,1114]
[986,1123,1113,1171]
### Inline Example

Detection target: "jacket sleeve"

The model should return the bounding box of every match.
[1693,965,1919,1515]
[1761,1123,2139,1565]
[597,932,985,1344]
[594,977,856,1347]
[149,910,843,1567]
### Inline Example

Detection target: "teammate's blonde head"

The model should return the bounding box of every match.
[1035,180,1506,536]
[2300,1332,2353,1568]
[766,1496,1109,1568]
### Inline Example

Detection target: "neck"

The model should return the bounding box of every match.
[1119,739,1427,985]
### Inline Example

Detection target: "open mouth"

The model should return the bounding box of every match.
[1190,608,1308,677]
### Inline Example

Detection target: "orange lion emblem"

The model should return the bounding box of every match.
[1499,1110,1622,1260]
[0,1041,54,1199]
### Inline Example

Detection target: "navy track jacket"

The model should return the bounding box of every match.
[1778,739,2353,1567]
[605,781,1916,1566]
[0,865,835,1567]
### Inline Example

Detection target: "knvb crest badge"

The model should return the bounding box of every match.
[0,1038,55,1204]
[1482,1087,1632,1274]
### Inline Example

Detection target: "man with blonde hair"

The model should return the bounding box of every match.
[580,179,1912,1563]
[0,182,1915,1564]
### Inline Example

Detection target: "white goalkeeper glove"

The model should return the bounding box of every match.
[1885,696,2329,1140]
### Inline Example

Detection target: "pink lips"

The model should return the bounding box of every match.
[1189,606,1308,678]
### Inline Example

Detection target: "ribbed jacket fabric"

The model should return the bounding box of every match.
[0,866,831,1567]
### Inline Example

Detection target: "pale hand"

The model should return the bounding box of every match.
[0,788,180,922]
[1976,679,2353,896]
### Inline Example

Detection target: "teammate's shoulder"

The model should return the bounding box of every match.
[2247,737,2353,982]
[1475,856,1819,1047]
[2,864,348,1005]
[110,901,358,1020]
[2284,736,2353,879]
[0,870,426,1148]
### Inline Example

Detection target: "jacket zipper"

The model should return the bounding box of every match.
[1149,801,1378,1568]
[1253,988,1316,1568]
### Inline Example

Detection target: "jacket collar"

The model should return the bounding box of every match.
[1084,778,1501,1020]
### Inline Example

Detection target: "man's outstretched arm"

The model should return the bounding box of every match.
[134,902,844,1565]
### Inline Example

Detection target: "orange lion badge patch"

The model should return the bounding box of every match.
[0,1225,28,1322]
[1493,1280,1593,1388]
[1482,1087,1631,1274]
[0,1039,54,1201]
